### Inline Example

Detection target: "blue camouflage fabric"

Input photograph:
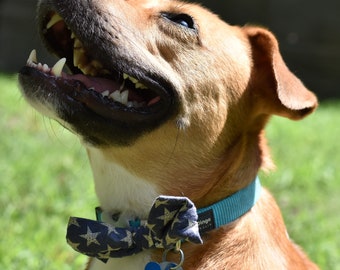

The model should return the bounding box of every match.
[66,196,203,262]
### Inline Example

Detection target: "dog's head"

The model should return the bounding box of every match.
[19,0,317,199]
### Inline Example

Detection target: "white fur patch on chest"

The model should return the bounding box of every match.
[87,253,151,270]
[88,147,159,221]
[86,148,159,269]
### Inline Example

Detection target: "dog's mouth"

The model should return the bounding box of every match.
[19,12,178,145]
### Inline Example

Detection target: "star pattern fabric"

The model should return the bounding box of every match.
[66,196,202,262]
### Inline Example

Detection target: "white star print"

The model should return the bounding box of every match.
[153,198,170,208]
[80,226,101,246]
[68,217,81,227]
[120,231,133,246]
[67,239,80,250]
[157,208,178,225]
[97,245,121,259]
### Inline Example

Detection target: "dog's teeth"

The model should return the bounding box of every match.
[71,32,76,39]
[91,60,103,69]
[81,65,94,76]
[101,90,110,97]
[46,13,63,29]
[51,58,66,77]
[128,76,138,84]
[74,38,83,49]
[27,49,37,64]
[110,91,122,103]
[73,49,81,67]
[122,73,147,89]
[42,64,50,73]
[121,90,129,105]
[135,82,147,89]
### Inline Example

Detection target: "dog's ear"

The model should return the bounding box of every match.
[244,26,318,120]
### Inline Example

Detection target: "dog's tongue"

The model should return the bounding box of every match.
[63,73,120,93]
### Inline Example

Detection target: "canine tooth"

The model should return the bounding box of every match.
[27,49,37,64]
[110,91,122,103]
[101,90,110,97]
[121,90,129,105]
[46,13,63,29]
[52,58,66,77]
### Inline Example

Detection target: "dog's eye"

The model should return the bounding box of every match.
[162,13,195,29]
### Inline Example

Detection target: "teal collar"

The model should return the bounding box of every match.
[197,176,261,233]
[96,177,261,234]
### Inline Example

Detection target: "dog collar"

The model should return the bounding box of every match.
[66,177,261,261]
[95,176,261,234]
[197,176,261,233]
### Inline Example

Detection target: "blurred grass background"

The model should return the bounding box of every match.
[0,74,339,269]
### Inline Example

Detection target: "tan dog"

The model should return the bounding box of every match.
[19,0,319,269]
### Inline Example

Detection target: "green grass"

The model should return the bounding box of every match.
[1,74,339,269]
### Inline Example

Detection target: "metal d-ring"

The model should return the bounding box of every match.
[162,241,185,270]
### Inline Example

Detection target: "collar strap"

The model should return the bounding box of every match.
[67,177,261,261]
[95,177,261,234]
[197,176,261,233]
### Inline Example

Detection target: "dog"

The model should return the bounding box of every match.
[19,0,319,269]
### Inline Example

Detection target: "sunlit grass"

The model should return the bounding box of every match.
[1,74,339,269]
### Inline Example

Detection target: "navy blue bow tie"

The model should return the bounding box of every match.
[66,196,203,262]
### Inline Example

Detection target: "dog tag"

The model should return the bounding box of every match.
[145,261,162,270]
[145,261,183,270]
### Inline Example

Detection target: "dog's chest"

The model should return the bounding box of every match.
[87,253,151,270]
[87,148,159,216]
[86,148,159,269]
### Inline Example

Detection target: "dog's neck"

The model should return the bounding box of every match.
[86,147,160,225]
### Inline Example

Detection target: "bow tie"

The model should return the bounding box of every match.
[66,196,203,262]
